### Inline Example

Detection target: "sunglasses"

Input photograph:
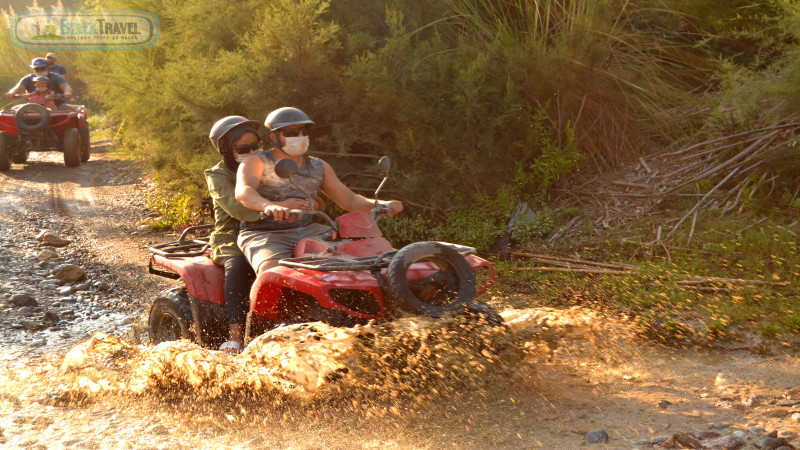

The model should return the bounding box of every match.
[281,128,308,138]
[233,141,261,154]
[33,67,48,72]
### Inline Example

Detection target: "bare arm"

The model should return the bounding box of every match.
[59,81,73,99]
[5,83,25,99]
[235,156,312,221]
[320,161,403,215]
[235,155,269,211]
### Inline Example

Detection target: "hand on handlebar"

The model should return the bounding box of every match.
[371,199,404,220]
[263,204,305,222]
[385,200,403,217]
[378,200,403,217]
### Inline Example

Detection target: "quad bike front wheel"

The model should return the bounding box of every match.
[0,131,10,171]
[464,302,504,326]
[14,103,49,131]
[62,128,80,167]
[149,288,194,344]
[386,241,476,317]
[79,125,90,162]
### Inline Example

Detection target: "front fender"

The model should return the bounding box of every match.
[250,265,386,321]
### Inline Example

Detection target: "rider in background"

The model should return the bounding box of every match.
[206,116,265,355]
[46,53,68,81]
[5,58,73,110]
[235,107,404,275]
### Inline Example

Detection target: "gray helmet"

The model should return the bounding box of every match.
[209,116,260,152]
[264,107,314,132]
[33,76,49,84]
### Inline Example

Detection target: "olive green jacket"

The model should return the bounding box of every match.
[204,161,263,265]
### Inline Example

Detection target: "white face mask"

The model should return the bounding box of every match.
[282,136,309,156]
[36,86,47,92]
[235,153,252,163]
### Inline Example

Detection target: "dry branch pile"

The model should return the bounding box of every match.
[584,120,800,241]
[512,251,638,275]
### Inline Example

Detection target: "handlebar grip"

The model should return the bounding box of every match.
[264,208,306,221]
[287,209,305,221]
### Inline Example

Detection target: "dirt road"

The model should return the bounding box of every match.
[0,148,798,449]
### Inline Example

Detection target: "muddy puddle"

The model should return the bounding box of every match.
[1,305,799,449]
[0,306,629,448]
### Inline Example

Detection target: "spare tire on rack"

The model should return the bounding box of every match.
[14,103,49,131]
[386,241,476,317]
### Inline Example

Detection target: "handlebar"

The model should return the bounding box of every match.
[370,203,394,222]
[9,93,77,100]
[264,209,339,231]
[263,201,396,230]
[265,205,396,230]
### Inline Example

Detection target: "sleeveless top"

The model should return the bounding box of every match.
[241,149,325,231]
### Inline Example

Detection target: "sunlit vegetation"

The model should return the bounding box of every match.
[1,0,799,343]
[490,208,800,344]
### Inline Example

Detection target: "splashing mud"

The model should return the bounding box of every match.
[55,307,622,407]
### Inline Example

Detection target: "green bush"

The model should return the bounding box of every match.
[4,0,792,245]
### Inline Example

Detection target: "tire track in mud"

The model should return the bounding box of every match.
[0,152,97,224]
[48,180,70,218]
[0,148,170,304]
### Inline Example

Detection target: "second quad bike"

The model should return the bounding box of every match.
[147,156,497,348]
[0,95,90,171]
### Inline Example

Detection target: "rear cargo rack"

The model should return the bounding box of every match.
[149,225,213,258]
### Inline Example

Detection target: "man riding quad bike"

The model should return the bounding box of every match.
[148,156,498,349]
[0,58,89,170]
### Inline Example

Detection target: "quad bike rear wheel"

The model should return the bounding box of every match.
[79,125,90,162]
[11,132,27,164]
[62,128,80,167]
[14,103,49,131]
[386,241,476,317]
[0,132,10,171]
[149,288,193,344]
[12,150,28,164]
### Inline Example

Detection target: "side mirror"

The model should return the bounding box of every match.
[377,156,390,177]
[373,156,391,206]
[275,158,298,179]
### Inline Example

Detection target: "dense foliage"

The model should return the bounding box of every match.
[2,0,799,249]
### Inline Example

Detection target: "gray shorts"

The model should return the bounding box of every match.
[238,223,331,271]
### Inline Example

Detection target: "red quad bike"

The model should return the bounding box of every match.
[0,94,90,171]
[148,156,498,348]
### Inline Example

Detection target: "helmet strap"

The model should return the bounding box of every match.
[268,130,282,150]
